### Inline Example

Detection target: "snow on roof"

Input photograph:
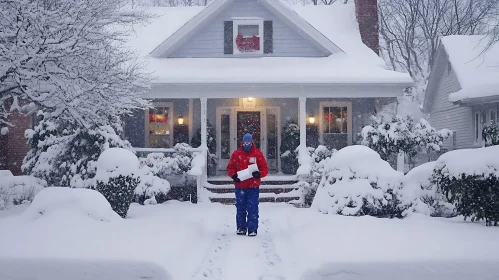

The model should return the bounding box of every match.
[442,35,499,102]
[125,2,412,85]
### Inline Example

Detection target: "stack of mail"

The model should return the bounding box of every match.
[237,164,259,181]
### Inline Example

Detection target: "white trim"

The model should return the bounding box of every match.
[145,83,410,99]
[473,111,480,145]
[188,98,193,145]
[150,0,343,58]
[232,18,264,55]
[319,101,353,146]
[144,101,174,148]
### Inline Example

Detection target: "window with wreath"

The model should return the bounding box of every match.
[148,105,172,148]
[233,19,263,54]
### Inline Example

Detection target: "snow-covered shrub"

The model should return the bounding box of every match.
[138,143,195,177]
[23,113,132,189]
[303,145,336,206]
[402,161,454,217]
[311,145,406,218]
[23,187,121,222]
[482,123,499,147]
[191,122,218,175]
[95,148,140,218]
[281,120,300,174]
[0,172,46,209]
[361,115,452,168]
[134,170,171,205]
[432,146,499,226]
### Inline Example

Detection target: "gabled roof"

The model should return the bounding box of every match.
[149,0,343,58]
[125,2,413,87]
[424,35,499,110]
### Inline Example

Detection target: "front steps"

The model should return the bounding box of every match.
[205,175,304,205]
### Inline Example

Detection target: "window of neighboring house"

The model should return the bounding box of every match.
[474,112,480,142]
[320,102,352,149]
[233,19,264,54]
[147,103,173,148]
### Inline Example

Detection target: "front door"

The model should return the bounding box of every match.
[216,107,279,173]
[237,111,261,149]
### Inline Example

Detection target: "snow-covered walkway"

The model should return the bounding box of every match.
[1,202,499,280]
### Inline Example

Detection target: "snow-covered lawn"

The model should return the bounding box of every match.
[1,202,499,280]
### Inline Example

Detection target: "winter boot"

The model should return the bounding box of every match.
[248,231,257,237]
[236,228,247,235]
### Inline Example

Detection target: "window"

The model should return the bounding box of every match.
[233,18,264,54]
[474,112,480,142]
[147,103,173,148]
[490,110,497,125]
[323,106,348,134]
[320,102,352,149]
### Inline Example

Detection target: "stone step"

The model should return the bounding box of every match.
[205,184,300,194]
[207,188,303,205]
[210,196,300,204]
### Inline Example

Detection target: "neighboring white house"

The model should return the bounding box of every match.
[424,35,499,150]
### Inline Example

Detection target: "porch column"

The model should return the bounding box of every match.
[299,97,306,148]
[200,97,207,149]
[198,97,208,203]
[297,97,311,175]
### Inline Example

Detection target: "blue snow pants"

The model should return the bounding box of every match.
[235,187,260,233]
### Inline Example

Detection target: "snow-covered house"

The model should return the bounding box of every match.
[423,35,499,149]
[123,0,411,169]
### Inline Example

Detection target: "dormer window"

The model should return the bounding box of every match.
[232,18,264,54]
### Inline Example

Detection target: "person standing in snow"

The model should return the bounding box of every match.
[227,133,269,237]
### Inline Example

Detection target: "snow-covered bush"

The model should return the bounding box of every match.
[95,148,140,218]
[134,170,171,205]
[402,162,454,217]
[281,120,300,174]
[311,145,406,217]
[482,123,499,147]
[432,146,499,226]
[303,145,336,206]
[23,187,121,222]
[0,172,46,209]
[23,114,131,189]
[361,115,451,168]
[138,143,195,177]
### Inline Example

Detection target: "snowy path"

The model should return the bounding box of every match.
[190,206,291,280]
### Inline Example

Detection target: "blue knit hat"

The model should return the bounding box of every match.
[242,133,253,142]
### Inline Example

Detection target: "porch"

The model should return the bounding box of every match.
[125,83,408,204]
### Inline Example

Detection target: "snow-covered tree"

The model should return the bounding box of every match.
[22,112,132,188]
[482,123,499,147]
[0,0,151,130]
[361,115,452,168]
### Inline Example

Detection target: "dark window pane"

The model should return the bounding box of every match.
[267,114,277,159]
[323,107,329,133]
[330,107,341,133]
[221,114,230,159]
[341,107,348,133]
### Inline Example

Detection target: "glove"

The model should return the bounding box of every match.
[252,171,261,179]
[231,174,241,183]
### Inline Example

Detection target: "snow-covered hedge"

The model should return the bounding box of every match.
[0,171,46,210]
[95,148,140,218]
[311,145,407,217]
[303,145,336,206]
[432,146,499,226]
[23,187,121,222]
[138,143,194,178]
[402,162,454,217]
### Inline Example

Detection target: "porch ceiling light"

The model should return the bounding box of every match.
[308,115,315,124]
[178,114,184,125]
[247,97,254,102]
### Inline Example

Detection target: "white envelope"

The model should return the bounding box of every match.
[237,164,259,181]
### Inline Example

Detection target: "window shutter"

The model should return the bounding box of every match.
[224,21,233,54]
[263,20,273,54]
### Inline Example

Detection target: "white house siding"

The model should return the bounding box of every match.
[429,64,474,150]
[169,0,325,58]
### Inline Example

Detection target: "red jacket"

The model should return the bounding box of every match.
[227,144,269,188]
